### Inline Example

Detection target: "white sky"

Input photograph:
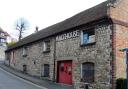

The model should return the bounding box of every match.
[0,0,106,39]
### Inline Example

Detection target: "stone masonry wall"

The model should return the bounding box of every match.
[9,38,55,80]
[7,22,113,89]
[0,46,6,60]
[55,23,112,89]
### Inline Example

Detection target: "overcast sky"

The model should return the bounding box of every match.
[0,0,106,39]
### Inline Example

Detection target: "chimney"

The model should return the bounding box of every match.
[35,26,39,32]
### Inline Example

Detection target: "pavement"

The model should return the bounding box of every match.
[0,61,74,89]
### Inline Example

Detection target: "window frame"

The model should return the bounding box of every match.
[43,40,50,52]
[0,32,5,36]
[0,38,6,43]
[43,64,50,77]
[81,62,95,83]
[22,46,28,57]
[81,29,96,46]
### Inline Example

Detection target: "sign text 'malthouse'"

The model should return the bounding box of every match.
[56,30,80,41]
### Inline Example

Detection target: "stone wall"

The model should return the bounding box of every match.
[0,46,6,60]
[55,23,112,89]
[9,38,55,80]
[6,22,113,89]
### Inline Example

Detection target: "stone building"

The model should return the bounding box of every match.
[5,0,128,89]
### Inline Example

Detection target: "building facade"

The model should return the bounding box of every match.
[0,28,9,60]
[5,0,128,89]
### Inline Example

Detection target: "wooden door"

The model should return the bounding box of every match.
[58,60,72,85]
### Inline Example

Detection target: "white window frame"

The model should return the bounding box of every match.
[43,42,47,52]
[81,31,84,45]
[81,29,95,45]
[43,41,50,52]
[81,64,83,78]
[22,47,27,56]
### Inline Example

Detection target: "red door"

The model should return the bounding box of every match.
[58,61,72,85]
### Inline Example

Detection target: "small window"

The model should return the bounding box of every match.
[23,64,27,73]
[0,32,5,36]
[0,38,6,43]
[44,64,50,77]
[81,62,94,83]
[22,47,28,57]
[43,40,50,52]
[81,29,95,45]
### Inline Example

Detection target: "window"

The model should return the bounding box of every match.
[81,62,94,83]
[22,47,28,57]
[0,32,5,36]
[43,40,50,52]
[0,38,6,43]
[44,64,50,77]
[23,64,27,73]
[81,29,95,45]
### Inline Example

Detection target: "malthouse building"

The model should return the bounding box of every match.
[5,0,128,89]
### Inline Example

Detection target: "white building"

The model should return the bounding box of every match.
[0,27,9,60]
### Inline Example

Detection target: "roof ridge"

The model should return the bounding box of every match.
[6,1,109,51]
[20,1,108,41]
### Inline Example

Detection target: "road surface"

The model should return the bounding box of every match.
[0,67,46,89]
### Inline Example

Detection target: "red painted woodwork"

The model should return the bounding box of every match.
[58,61,72,85]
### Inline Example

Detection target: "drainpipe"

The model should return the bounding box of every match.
[53,37,56,82]
[111,22,116,89]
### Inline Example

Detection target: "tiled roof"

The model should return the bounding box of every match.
[6,1,109,51]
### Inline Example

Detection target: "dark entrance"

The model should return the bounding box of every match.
[44,64,49,77]
[23,65,27,73]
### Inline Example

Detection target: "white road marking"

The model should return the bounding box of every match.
[0,67,48,89]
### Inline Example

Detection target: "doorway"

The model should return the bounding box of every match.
[57,60,72,85]
[23,64,27,73]
[44,64,50,77]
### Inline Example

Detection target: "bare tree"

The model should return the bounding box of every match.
[15,18,29,40]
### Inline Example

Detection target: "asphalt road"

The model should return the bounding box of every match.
[0,67,46,89]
